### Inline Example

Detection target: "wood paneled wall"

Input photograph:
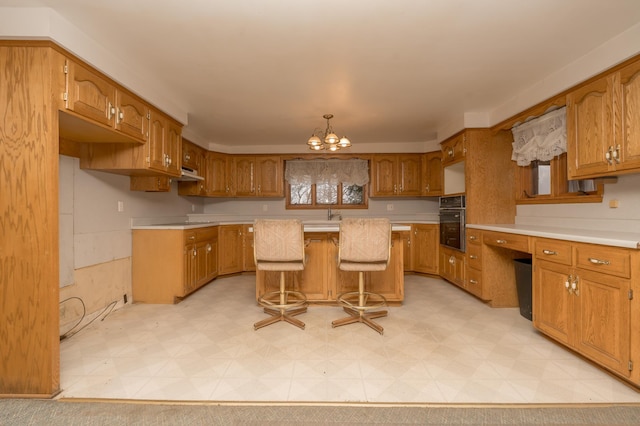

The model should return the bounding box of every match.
[0,45,61,396]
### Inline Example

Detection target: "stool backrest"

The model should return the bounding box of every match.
[338,218,391,270]
[253,219,306,268]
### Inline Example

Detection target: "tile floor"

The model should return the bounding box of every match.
[59,274,640,403]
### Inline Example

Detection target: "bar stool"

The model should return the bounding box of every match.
[253,219,308,330]
[332,218,391,335]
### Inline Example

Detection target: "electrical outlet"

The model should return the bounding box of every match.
[386,203,394,211]
[117,201,124,212]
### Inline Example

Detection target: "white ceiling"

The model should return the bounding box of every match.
[3,0,640,153]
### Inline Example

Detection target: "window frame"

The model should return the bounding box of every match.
[286,181,369,210]
[515,153,604,204]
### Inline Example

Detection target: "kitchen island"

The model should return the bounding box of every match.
[255,223,410,305]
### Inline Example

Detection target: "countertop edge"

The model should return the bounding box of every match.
[467,224,640,250]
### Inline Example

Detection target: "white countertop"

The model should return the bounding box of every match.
[131,220,414,232]
[467,223,640,249]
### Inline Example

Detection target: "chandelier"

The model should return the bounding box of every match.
[306,114,351,151]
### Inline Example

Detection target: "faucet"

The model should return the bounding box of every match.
[327,207,342,221]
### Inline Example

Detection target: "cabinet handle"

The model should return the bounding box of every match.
[108,102,116,120]
[613,144,621,164]
[447,148,454,157]
[469,279,478,285]
[469,255,478,259]
[496,239,507,244]
[605,146,613,165]
[393,184,397,193]
[192,249,197,257]
[469,235,477,241]
[588,257,610,265]
[206,244,212,252]
[185,153,191,161]
[425,184,430,193]
[117,109,123,124]
[448,256,455,265]
[572,276,579,296]
[189,235,195,240]
[542,249,557,255]
[565,274,573,294]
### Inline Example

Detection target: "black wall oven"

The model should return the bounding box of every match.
[439,195,466,252]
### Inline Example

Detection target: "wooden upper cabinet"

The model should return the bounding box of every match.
[370,154,422,197]
[64,59,148,144]
[615,59,640,173]
[421,151,443,196]
[566,75,614,178]
[567,56,640,178]
[206,151,232,196]
[181,139,204,172]
[441,133,466,166]
[232,155,283,197]
[256,156,283,197]
[147,110,181,176]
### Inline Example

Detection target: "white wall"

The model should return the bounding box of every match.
[58,155,204,333]
[516,174,640,232]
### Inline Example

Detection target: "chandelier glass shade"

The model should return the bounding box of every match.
[307,114,351,151]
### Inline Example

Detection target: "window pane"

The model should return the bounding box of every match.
[316,183,338,205]
[290,183,311,205]
[342,184,364,204]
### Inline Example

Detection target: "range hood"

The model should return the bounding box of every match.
[178,166,204,181]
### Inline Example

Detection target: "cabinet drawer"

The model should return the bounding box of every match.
[534,238,572,266]
[196,226,218,242]
[483,231,530,253]
[467,243,482,269]
[467,229,482,245]
[466,267,482,296]
[575,243,631,278]
[184,230,197,244]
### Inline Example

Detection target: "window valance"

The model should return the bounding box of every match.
[284,159,369,186]
[511,106,567,166]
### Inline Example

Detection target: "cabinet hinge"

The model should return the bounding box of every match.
[63,92,68,101]
[629,360,633,372]
[629,289,634,300]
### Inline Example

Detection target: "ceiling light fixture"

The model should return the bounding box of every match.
[307,114,351,151]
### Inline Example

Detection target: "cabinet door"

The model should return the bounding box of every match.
[194,240,209,287]
[397,155,422,195]
[165,121,182,177]
[206,152,231,196]
[256,156,283,197]
[293,236,329,300]
[205,240,218,281]
[115,90,149,144]
[574,269,631,377]
[616,60,640,172]
[368,234,404,301]
[233,156,255,196]
[422,151,443,196]
[65,60,116,128]
[370,155,397,196]
[243,225,256,272]
[566,75,615,178]
[218,225,243,274]
[148,112,167,172]
[400,231,412,271]
[533,260,572,345]
[441,133,465,166]
[412,224,439,274]
[183,244,197,295]
[182,139,204,172]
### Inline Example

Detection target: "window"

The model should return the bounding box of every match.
[516,153,603,204]
[511,107,603,204]
[285,159,368,209]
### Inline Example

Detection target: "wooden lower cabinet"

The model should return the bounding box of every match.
[218,224,244,275]
[411,224,439,274]
[439,245,465,288]
[256,232,404,303]
[534,238,638,384]
[133,226,218,304]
